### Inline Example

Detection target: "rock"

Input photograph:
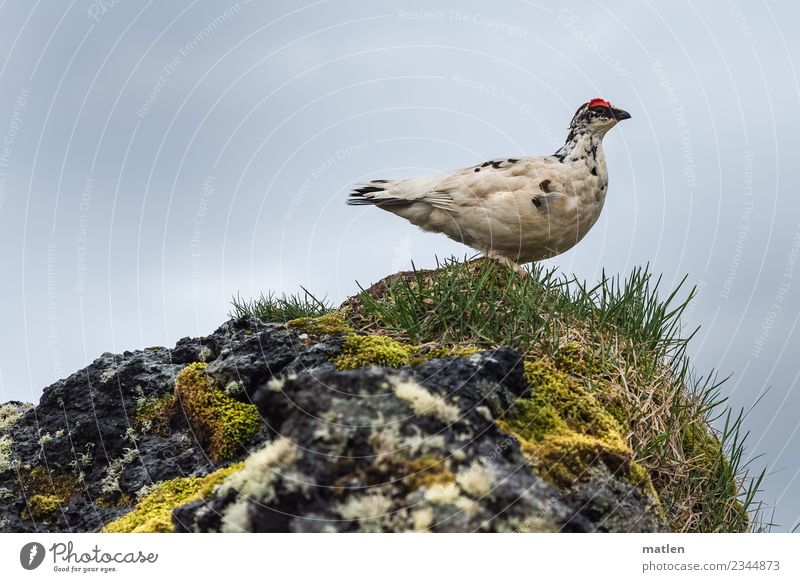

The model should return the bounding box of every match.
[0,316,665,533]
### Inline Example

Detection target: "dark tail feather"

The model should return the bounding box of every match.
[354,185,385,195]
[347,180,407,206]
[347,196,383,206]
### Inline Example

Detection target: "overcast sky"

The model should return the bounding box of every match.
[0,0,798,530]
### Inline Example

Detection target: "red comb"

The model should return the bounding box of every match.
[588,98,611,108]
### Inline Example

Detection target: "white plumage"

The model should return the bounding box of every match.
[348,98,631,271]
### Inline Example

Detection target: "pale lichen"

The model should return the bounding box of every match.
[0,436,13,473]
[100,447,140,496]
[217,437,303,533]
[424,482,461,504]
[198,346,213,363]
[456,461,495,498]
[0,402,29,432]
[335,494,393,523]
[391,377,460,424]
[219,437,297,499]
[410,507,434,531]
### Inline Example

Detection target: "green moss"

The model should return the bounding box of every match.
[500,359,657,501]
[103,462,243,533]
[288,313,352,335]
[174,363,261,461]
[133,395,173,435]
[682,422,722,468]
[335,335,417,370]
[682,421,734,492]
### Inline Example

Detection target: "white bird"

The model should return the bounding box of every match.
[347,98,631,274]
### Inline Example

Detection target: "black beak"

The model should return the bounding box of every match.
[611,107,631,121]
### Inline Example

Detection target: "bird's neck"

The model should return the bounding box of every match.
[554,129,604,166]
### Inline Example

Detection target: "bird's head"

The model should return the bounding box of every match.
[569,98,631,136]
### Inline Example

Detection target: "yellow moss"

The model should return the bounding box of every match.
[291,323,481,371]
[500,359,658,501]
[553,342,594,376]
[196,463,244,498]
[335,335,417,370]
[515,431,630,487]
[103,462,243,533]
[401,455,456,490]
[94,493,135,510]
[18,467,82,522]
[23,494,63,521]
[288,313,352,335]
[600,397,630,431]
[518,360,626,448]
[174,363,261,461]
[337,450,455,492]
[409,344,481,366]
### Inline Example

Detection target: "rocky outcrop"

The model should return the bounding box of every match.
[0,316,664,533]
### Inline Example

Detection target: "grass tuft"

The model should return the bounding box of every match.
[229,287,331,322]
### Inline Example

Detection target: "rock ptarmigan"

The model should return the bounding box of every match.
[347,98,631,274]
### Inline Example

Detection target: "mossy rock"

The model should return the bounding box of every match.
[517,360,626,448]
[22,494,63,522]
[133,394,173,436]
[409,344,481,366]
[174,363,261,461]
[400,455,456,490]
[17,467,82,522]
[334,453,455,492]
[103,462,243,533]
[287,313,352,335]
[499,359,658,501]
[335,335,417,370]
[335,333,482,371]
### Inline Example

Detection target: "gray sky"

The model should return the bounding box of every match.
[0,0,798,530]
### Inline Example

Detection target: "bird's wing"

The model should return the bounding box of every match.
[348,156,570,210]
[428,156,573,207]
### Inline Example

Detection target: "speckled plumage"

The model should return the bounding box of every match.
[348,99,631,267]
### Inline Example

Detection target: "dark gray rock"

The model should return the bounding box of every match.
[0,318,315,532]
[175,353,590,533]
[565,466,663,532]
[1,317,664,533]
[204,319,340,399]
